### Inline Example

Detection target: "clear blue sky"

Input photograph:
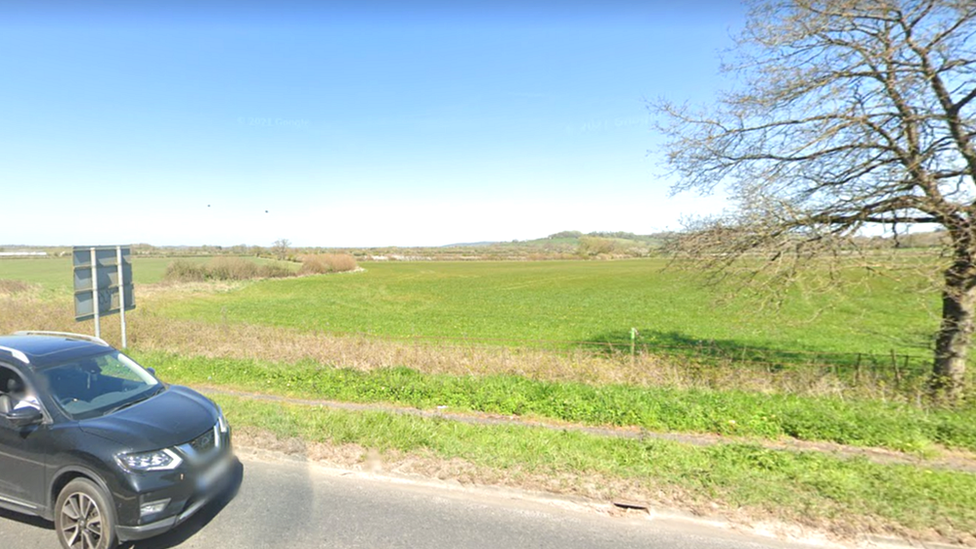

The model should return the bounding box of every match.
[1,1,744,247]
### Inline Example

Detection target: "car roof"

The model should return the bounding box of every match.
[0,334,113,369]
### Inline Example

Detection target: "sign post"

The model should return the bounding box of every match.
[73,246,135,347]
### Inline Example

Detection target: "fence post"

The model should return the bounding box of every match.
[629,327,638,368]
[891,349,903,386]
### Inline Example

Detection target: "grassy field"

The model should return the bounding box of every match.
[0,256,943,362]
[147,259,940,360]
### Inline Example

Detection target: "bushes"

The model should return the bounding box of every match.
[163,255,355,283]
[208,257,259,280]
[164,257,294,283]
[164,260,207,282]
[299,254,358,274]
[260,263,293,279]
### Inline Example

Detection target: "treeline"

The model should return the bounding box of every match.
[546,230,661,241]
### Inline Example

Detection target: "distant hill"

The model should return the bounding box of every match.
[443,231,666,249]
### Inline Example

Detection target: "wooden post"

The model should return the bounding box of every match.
[891,349,903,386]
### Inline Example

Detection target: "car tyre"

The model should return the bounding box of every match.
[55,478,118,549]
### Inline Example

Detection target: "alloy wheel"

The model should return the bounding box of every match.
[59,492,104,549]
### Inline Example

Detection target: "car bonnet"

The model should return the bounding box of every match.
[79,386,218,450]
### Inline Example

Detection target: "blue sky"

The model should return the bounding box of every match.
[1,1,744,247]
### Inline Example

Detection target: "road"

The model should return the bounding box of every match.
[1,450,826,549]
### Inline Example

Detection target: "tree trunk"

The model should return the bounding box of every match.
[932,261,976,402]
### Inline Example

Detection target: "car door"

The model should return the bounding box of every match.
[0,364,49,513]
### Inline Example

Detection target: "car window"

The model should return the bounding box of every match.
[0,365,39,412]
[93,353,146,383]
[38,351,160,420]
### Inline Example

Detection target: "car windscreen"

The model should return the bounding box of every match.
[37,350,161,420]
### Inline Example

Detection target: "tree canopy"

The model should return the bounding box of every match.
[654,0,976,400]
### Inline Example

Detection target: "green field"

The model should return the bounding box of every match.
[154,259,939,359]
[0,256,942,362]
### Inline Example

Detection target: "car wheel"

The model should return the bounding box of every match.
[55,478,118,549]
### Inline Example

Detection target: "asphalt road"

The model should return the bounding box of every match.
[1,451,825,549]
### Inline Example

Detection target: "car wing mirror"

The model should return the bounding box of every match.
[2,406,43,428]
[146,367,157,377]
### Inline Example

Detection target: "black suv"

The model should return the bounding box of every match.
[0,331,238,549]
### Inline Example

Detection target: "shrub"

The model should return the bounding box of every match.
[164,257,296,282]
[163,259,207,282]
[299,254,358,275]
[208,257,259,281]
[258,263,293,279]
[577,236,617,257]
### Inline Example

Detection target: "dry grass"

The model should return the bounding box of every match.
[299,253,358,275]
[0,279,35,296]
[0,290,931,400]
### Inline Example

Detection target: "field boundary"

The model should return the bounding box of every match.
[196,385,976,473]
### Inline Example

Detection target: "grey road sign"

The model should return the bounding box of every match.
[73,246,135,344]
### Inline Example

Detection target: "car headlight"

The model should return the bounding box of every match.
[116,448,183,472]
[217,406,230,434]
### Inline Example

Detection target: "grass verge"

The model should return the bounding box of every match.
[139,352,976,454]
[215,394,976,544]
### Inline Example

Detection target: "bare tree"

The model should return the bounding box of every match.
[272,238,291,261]
[653,0,976,400]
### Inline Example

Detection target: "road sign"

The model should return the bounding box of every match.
[73,246,135,345]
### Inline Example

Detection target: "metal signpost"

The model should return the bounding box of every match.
[72,245,135,347]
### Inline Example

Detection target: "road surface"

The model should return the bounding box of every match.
[1,450,827,549]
